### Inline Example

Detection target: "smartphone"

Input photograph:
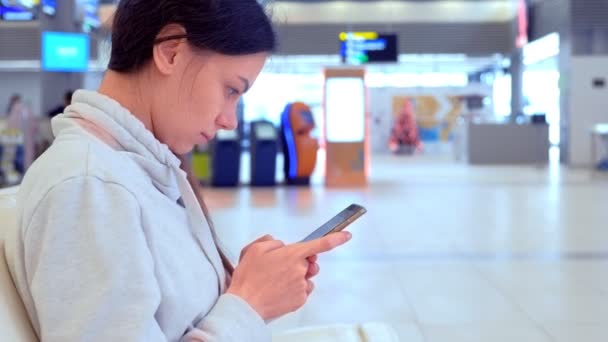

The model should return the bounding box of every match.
[300,204,367,242]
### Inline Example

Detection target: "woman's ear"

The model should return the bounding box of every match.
[152,24,188,76]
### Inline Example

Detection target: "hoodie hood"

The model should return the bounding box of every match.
[52,89,227,293]
[53,89,182,201]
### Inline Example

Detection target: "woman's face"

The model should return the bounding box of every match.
[150,47,267,155]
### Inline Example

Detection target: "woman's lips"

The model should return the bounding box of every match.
[200,132,214,142]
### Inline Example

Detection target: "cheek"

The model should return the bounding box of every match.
[190,80,225,126]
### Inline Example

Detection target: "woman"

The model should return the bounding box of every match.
[6,0,351,341]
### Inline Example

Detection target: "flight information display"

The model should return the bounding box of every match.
[340,32,398,64]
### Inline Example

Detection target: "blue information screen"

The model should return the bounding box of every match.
[0,4,35,21]
[42,31,90,72]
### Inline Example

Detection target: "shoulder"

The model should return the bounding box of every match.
[18,132,145,217]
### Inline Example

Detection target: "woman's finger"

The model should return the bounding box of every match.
[240,235,274,260]
[293,231,352,258]
[306,262,319,279]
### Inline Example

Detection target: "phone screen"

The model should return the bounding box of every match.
[300,204,366,242]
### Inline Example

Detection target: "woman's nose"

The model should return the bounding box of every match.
[216,110,238,130]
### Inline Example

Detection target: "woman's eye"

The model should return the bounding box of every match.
[227,87,239,97]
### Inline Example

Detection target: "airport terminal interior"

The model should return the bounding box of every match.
[1,0,608,341]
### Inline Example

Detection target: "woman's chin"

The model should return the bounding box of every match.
[170,143,196,156]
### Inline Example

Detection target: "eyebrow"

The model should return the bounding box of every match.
[239,76,250,93]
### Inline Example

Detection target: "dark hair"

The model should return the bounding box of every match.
[64,91,73,104]
[108,0,276,73]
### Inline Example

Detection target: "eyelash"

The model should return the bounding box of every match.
[227,87,240,98]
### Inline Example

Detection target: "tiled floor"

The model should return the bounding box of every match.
[205,152,608,342]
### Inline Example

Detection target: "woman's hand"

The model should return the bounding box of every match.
[240,236,319,281]
[238,236,321,287]
[227,232,351,320]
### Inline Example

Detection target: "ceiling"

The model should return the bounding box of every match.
[262,54,504,74]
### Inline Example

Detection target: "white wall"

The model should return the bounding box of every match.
[0,72,41,116]
[272,1,517,24]
[568,56,608,166]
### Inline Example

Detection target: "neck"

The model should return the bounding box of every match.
[98,70,154,132]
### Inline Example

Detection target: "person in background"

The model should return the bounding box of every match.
[3,93,22,118]
[5,95,38,170]
[47,90,73,118]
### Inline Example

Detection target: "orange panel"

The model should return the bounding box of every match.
[325,142,367,187]
[288,102,318,179]
[323,68,369,187]
[296,137,319,177]
[324,68,366,79]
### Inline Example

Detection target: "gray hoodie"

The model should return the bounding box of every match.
[5,90,270,341]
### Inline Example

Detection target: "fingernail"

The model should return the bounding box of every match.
[345,232,352,241]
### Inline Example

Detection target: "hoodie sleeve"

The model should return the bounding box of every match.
[23,176,169,341]
[22,176,271,342]
[183,293,271,341]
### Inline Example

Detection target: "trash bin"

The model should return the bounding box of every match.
[210,130,241,187]
[250,120,278,186]
[192,144,212,185]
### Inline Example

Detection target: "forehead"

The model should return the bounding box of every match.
[203,52,268,74]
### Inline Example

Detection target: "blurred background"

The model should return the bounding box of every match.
[1,1,607,341]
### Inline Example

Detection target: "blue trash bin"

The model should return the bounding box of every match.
[250,121,278,186]
[211,130,241,187]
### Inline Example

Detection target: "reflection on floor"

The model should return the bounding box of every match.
[204,153,608,342]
